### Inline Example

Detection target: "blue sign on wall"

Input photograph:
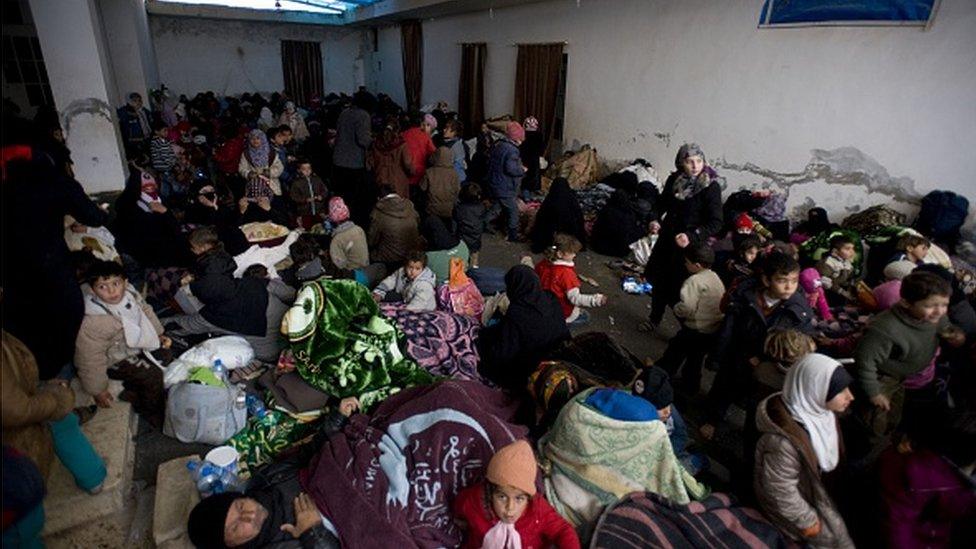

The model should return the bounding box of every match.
[759,0,939,27]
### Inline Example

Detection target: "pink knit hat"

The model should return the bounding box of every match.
[328,196,350,224]
[486,440,537,496]
[506,121,525,143]
[523,116,539,132]
[423,113,438,130]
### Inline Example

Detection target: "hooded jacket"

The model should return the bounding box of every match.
[190,250,269,336]
[402,126,435,186]
[419,148,461,218]
[329,221,370,270]
[373,266,437,312]
[368,195,421,265]
[368,135,413,198]
[487,138,525,199]
[754,394,854,548]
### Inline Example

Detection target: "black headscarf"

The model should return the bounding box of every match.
[529,177,585,253]
[505,265,550,312]
[185,480,301,549]
[422,215,460,251]
[796,207,833,237]
[187,491,241,549]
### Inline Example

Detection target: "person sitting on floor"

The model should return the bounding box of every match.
[590,188,644,258]
[816,234,858,305]
[327,197,369,273]
[529,177,586,254]
[372,250,437,312]
[241,264,297,362]
[535,233,606,326]
[632,366,708,475]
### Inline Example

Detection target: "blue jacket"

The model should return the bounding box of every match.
[487,139,525,199]
[117,105,151,143]
[444,138,467,182]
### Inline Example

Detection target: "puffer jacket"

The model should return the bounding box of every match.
[754,394,854,548]
[368,195,420,265]
[373,267,437,312]
[190,250,269,336]
[419,147,461,218]
[487,138,525,199]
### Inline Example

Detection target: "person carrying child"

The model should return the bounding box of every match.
[534,233,606,326]
[816,234,857,305]
[372,250,437,312]
[452,439,580,549]
[655,244,725,395]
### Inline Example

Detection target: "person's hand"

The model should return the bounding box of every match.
[595,294,608,306]
[870,394,891,412]
[238,197,249,213]
[338,396,360,417]
[280,493,320,539]
[800,520,822,539]
[149,201,168,214]
[159,335,172,349]
[94,390,114,408]
[648,221,661,234]
[257,197,272,211]
[675,233,690,248]
[180,274,194,286]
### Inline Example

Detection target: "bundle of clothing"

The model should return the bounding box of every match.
[379,306,483,383]
[299,380,527,549]
[574,183,615,219]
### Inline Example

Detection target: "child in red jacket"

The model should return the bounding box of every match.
[453,440,579,549]
[534,233,606,326]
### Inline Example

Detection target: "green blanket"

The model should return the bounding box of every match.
[539,389,707,538]
[284,279,434,411]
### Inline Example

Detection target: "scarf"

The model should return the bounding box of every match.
[137,171,162,212]
[505,265,552,315]
[782,353,842,472]
[482,521,522,549]
[673,171,711,201]
[85,285,160,351]
[245,129,271,168]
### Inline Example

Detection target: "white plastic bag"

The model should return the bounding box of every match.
[629,235,658,267]
[163,336,254,388]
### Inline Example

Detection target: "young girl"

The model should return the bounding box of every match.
[453,440,579,549]
[454,183,487,269]
[754,353,856,548]
[721,234,762,288]
[535,233,606,325]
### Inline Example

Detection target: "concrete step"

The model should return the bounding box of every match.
[42,391,138,548]
[152,455,201,549]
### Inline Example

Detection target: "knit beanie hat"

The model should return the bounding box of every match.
[187,491,242,549]
[632,366,674,409]
[423,113,438,130]
[328,196,350,224]
[523,116,539,132]
[735,212,755,231]
[506,121,526,143]
[486,440,537,496]
[825,366,854,402]
[883,259,916,281]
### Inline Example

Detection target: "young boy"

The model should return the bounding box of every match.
[441,119,467,182]
[75,260,170,424]
[288,158,328,223]
[454,183,487,269]
[702,252,815,440]
[852,271,963,465]
[721,234,762,288]
[419,146,461,226]
[656,244,725,394]
[149,121,177,199]
[891,233,931,266]
[372,250,437,312]
[816,234,857,304]
[535,233,607,326]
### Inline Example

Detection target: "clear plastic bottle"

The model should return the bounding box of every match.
[245,393,267,420]
[212,358,227,386]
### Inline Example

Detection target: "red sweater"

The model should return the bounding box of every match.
[535,259,580,319]
[453,482,580,549]
[402,127,435,186]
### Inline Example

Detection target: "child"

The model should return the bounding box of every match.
[149,121,177,199]
[851,271,963,465]
[721,234,762,288]
[656,244,725,394]
[890,233,930,266]
[535,233,607,326]
[816,234,857,304]
[486,121,526,242]
[703,252,815,440]
[453,440,579,549]
[754,353,856,547]
[241,264,296,362]
[800,267,834,323]
[327,197,370,272]
[372,250,437,312]
[75,260,169,424]
[288,158,328,223]
[441,118,467,182]
[454,183,487,269]
[419,146,461,225]
[753,329,817,401]
[632,366,707,475]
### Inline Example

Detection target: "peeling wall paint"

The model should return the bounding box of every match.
[60,97,113,136]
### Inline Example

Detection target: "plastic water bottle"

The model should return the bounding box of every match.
[212,358,227,384]
[187,461,226,497]
[245,393,267,420]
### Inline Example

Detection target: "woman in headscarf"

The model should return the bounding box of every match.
[256,106,276,132]
[422,216,469,285]
[519,116,546,199]
[477,265,570,390]
[791,207,837,245]
[278,101,309,142]
[529,177,586,254]
[591,188,645,258]
[113,166,192,269]
[754,353,856,548]
[641,143,724,331]
[238,129,286,224]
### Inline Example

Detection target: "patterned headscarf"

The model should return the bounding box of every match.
[245,129,270,168]
[523,116,539,132]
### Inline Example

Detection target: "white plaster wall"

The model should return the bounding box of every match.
[99,0,155,105]
[372,0,976,228]
[149,15,365,98]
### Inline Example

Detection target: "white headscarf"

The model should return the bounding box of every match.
[782,353,842,472]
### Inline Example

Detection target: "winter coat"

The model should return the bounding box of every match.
[519,131,546,193]
[402,127,436,186]
[289,174,328,217]
[190,250,269,336]
[454,201,487,252]
[74,285,164,397]
[487,138,525,199]
[2,331,75,480]
[332,107,373,169]
[453,482,580,549]
[443,137,467,182]
[368,195,421,265]
[529,178,586,254]
[755,394,854,548]
[591,189,644,257]
[329,221,370,270]
[373,267,437,312]
[113,196,192,269]
[419,148,461,219]
[238,151,284,196]
[673,268,725,333]
[368,138,413,198]
[251,278,296,362]
[117,105,152,144]
[183,200,250,256]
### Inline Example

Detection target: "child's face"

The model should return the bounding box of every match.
[825,387,854,413]
[764,270,800,301]
[835,243,856,261]
[490,484,530,524]
[443,127,456,139]
[902,294,949,324]
[742,246,759,265]
[684,257,703,274]
[682,155,705,177]
[92,275,126,305]
[191,242,214,256]
[249,135,263,148]
[657,405,672,421]
[298,163,312,178]
[405,261,424,281]
[907,244,929,262]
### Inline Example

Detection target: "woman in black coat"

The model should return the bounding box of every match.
[113,166,193,269]
[642,143,724,329]
[528,177,586,253]
[184,180,250,256]
[591,189,645,258]
[477,265,570,390]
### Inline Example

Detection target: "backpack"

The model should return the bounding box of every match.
[163,381,247,445]
[914,190,969,244]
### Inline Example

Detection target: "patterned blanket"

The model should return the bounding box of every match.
[380,305,484,383]
[300,380,527,549]
[592,491,792,549]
